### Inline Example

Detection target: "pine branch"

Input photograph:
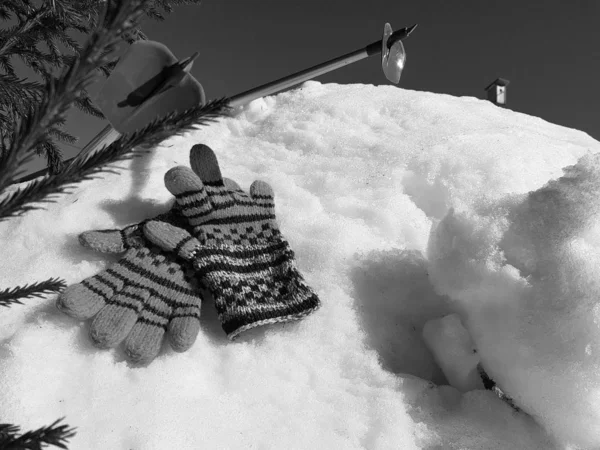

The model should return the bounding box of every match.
[0,0,150,192]
[72,92,105,119]
[0,277,67,307]
[0,4,53,59]
[0,97,231,221]
[48,132,77,146]
[55,30,81,55]
[1,0,205,176]
[0,2,123,174]
[45,122,78,145]
[42,140,64,174]
[0,54,16,77]
[0,423,19,439]
[96,58,119,78]
[0,417,76,449]
[0,75,45,117]
[64,51,120,79]
[2,1,35,20]
[121,26,147,44]
[9,45,57,77]
[0,75,45,100]
[40,28,63,62]
[139,0,203,21]
[142,5,166,21]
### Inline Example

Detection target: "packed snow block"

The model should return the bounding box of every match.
[422,314,484,392]
[428,151,600,448]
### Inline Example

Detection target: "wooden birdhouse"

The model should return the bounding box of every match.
[484,78,510,106]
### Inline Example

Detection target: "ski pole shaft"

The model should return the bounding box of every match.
[77,124,121,161]
[228,24,417,108]
[228,48,369,108]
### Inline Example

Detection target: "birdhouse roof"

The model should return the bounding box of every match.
[484,78,510,91]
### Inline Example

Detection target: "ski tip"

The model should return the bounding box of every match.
[180,51,200,71]
[406,23,418,36]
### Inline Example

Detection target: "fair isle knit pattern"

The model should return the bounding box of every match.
[56,207,204,365]
[143,144,321,339]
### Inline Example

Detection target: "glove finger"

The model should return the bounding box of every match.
[249,179,274,201]
[249,180,276,216]
[56,269,126,320]
[89,286,149,348]
[143,220,202,261]
[164,166,214,229]
[79,206,183,254]
[189,144,223,185]
[159,262,202,353]
[223,177,256,209]
[123,319,166,364]
[122,286,173,363]
[189,144,236,207]
[122,271,198,363]
[223,177,242,192]
[168,306,202,352]
[122,244,202,363]
[79,229,127,253]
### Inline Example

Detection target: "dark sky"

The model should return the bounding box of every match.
[15,0,600,177]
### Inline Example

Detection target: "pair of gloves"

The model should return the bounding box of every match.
[56,144,321,364]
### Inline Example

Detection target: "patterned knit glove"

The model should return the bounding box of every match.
[143,144,320,339]
[56,204,204,365]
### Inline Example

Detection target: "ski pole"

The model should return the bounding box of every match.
[227,23,417,108]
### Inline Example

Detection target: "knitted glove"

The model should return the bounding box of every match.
[56,203,204,365]
[143,144,321,339]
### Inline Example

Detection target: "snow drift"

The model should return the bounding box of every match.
[1,81,600,449]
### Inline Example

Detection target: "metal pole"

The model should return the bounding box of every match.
[75,124,122,162]
[228,47,370,109]
[227,24,416,108]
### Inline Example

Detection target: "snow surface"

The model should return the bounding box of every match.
[2,81,600,449]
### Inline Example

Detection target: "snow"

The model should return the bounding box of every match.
[2,80,600,449]
[422,313,484,393]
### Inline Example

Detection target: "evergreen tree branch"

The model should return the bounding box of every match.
[142,5,166,22]
[55,31,81,55]
[42,140,64,174]
[0,3,53,59]
[0,55,16,77]
[5,44,58,77]
[0,75,45,115]
[0,74,45,98]
[0,417,76,449]
[96,58,119,78]
[1,0,36,20]
[0,0,150,192]
[0,277,67,308]
[46,125,78,145]
[0,0,204,175]
[0,97,231,221]
[72,91,105,119]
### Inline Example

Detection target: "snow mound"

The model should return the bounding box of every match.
[1,81,599,449]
